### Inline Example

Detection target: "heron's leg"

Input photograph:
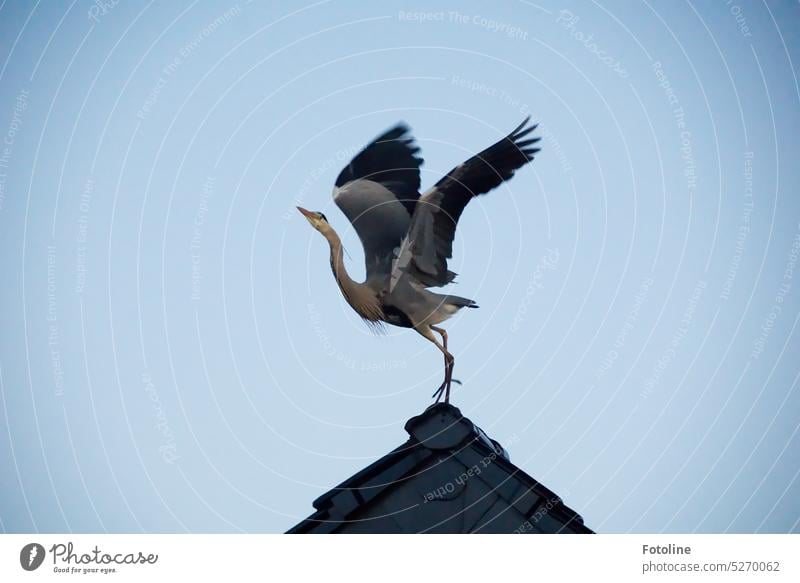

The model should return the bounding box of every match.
[430,325,455,403]
[416,326,453,403]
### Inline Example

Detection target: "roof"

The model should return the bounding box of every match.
[287,403,593,534]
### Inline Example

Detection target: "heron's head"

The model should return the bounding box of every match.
[296,206,330,233]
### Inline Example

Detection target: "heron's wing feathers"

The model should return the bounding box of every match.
[334,180,416,283]
[391,117,540,290]
[334,124,424,284]
[334,123,423,216]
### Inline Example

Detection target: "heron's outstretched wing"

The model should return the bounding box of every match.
[391,117,540,290]
[333,124,424,284]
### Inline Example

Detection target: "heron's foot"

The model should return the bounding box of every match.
[431,381,447,402]
[431,378,462,402]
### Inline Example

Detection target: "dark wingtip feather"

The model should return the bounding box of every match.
[516,137,541,149]
[511,115,532,135]
[512,122,538,142]
[381,122,412,137]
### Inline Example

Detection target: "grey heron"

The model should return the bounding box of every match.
[298,117,540,403]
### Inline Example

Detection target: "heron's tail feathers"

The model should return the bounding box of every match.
[445,295,479,309]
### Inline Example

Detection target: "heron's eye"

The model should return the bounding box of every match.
[319,213,328,222]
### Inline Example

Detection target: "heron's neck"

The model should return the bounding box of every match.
[322,227,383,322]
[323,228,358,293]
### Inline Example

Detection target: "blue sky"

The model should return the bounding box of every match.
[0,0,799,533]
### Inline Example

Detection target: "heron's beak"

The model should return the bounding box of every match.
[296,206,315,220]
